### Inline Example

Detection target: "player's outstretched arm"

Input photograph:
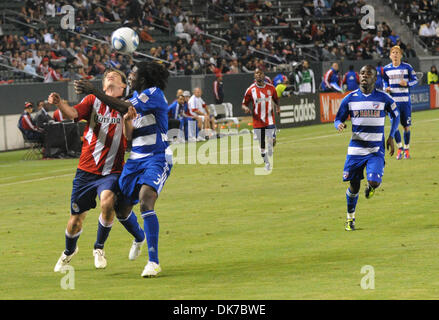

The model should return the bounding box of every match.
[74,79,131,114]
[48,92,78,120]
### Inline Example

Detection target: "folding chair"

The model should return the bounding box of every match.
[21,132,44,160]
[208,103,239,128]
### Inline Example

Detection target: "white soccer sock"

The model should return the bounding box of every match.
[347,212,355,220]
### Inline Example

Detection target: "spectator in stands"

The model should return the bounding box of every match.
[342,65,360,92]
[45,0,56,18]
[23,59,38,77]
[388,31,400,46]
[42,27,56,46]
[175,19,191,44]
[404,44,417,58]
[18,102,44,142]
[184,17,198,36]
[213,73,224,104]
[321,62,343,92]
[419,21,435,38]
[373,31,385,50]
[427,65,439,84]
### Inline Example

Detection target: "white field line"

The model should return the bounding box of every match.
[0,173,73,187]
[1,116,438,183]
[0,168,73,181]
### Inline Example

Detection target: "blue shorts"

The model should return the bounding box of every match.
[70,169,120,215]
[342,154,385,183]
[394,102,411,127]
[119,153,172,205]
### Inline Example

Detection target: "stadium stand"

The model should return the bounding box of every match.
[383,0,439,55]
[2,0,434,85]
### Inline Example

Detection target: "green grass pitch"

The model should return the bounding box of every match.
[1,109,438,299]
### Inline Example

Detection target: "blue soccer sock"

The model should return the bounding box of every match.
[118,211,145,243]
[403,130,410,149]
[141,210,159,264]
[394,130,402,147]
[65,229,82,256]
[346,188,359,219]
[94,214,113,250]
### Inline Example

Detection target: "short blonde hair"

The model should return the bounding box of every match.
[390,45,403,54]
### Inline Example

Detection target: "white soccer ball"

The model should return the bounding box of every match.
[111,27,139,54]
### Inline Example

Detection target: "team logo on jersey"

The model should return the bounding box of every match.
[94,114,121,124]
[72,202,80,213]
[138,93,149,103]
[267,90,271,95]
[373,103,380,109]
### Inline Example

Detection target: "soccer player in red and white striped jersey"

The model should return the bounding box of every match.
[242,68,280,171]
[50,69,146,272]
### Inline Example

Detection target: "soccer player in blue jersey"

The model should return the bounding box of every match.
[335,65,400,231]
[382,46,418,160]
[74,62,172,277]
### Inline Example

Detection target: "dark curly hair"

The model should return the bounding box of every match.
[136,61,169,91]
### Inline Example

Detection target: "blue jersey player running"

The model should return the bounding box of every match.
[74,62,172,277]
[383,45,418,160]
[334,65,400,231]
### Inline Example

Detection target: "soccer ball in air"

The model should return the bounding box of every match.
[111,27,139,53]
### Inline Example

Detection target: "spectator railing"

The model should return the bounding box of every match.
[66,30,177,75]
[1,8,47,26]
[0,61,44,81]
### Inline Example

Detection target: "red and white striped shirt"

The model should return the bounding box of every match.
[75,94,127,176]
[242,82,279,128]
[20,112,40,132]
[39,64,61,83]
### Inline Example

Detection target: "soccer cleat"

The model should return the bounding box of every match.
[129,239,145,261]
[396,148,403,160]
[141,261,161,277]
[365,185,375,199]
[264,162,271,171]
[54,247,79,272]
[404,149,410,159]
[93,249,107,269]
[345,218,356,231]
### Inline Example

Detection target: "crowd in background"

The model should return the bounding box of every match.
[0,0,438,85]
